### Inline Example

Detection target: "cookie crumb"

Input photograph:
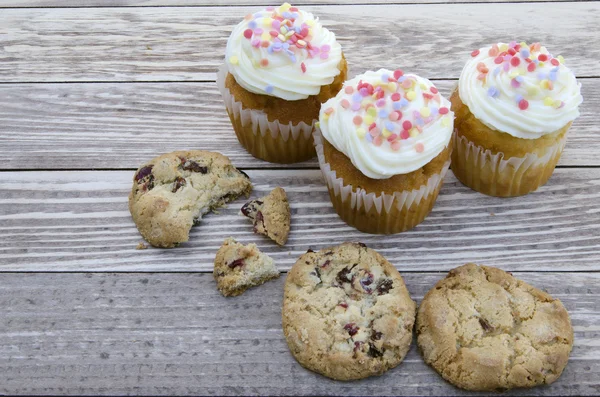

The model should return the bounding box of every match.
[136,242,148,250]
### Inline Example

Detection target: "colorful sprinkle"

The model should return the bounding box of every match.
[229,55,239,65]
[518,99,529,110]
[344,86,354,94]
[415,142,425,153]
[353,115,363,126]
[260,58,269,67]
[471,49,480,57]
[340,99,350,109]
[487,87,499,98]
[265,85,274,94]
[439,107,449,115]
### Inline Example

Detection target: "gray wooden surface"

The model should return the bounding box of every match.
[0,0,599,395]
[1,169,600,272]
[1,272,599,396]
[0,80,598,169]
[1,4,599,82]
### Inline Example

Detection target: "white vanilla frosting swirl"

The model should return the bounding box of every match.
[320,69,454,179]
[225,3,342,101]
[459,42,583,139]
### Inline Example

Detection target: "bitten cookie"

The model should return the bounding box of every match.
[241,187,290,245]
[213,238,279,297]
[417,264,573,391]
[282,242,416,380]
[129,150,252,248]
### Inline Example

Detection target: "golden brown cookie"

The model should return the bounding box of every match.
[128,151,252,248]
[213,238,279,297]
[417,264,573,391]
[241,187,291,245]
[282,243,416,380]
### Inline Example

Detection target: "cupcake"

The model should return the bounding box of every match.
[451,42,583,197]
[217,3,347,164]
[315,69,454,234]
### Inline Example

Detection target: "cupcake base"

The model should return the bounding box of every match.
[450,90,569,197]
[217,58,347,164]
[314,130,451,234]
[452,131,567,197]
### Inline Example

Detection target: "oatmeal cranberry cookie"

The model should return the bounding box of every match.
[241,187,290,245]
[282,242,416,380]
[214,238,280,297]
[129,150,252,248]
[417,264,573,391]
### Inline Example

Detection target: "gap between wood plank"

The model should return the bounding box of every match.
[2,0,598,8]
[1,76,599,84]
[1,270,599,274]
[1,164,598,172]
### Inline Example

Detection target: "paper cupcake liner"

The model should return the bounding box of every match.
[314,130,450,234]
[452,132,567,197]
[216,64,317,163]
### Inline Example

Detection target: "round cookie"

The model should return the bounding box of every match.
[417,264,573,391]
[282,242,416,380]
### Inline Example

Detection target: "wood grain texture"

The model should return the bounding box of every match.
[0,79,596,170]
[1,168,599,272]
[1,272,598,396]
[1,4,598,82]
[0,0,585,6]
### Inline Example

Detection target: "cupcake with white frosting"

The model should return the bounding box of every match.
[315,69,454,234]
[217,3,347,164]
[451,41,583,197]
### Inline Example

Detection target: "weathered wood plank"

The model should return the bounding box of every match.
[0,79,596,169]
[0,0,583,6]
[1,168,599,272]
[0,272,598,396]
[2,0,590,8]
[0,4,597,82]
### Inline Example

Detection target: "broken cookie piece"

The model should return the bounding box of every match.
[240,187,290,246]
[128,150,252,248]
[213,238,280,297]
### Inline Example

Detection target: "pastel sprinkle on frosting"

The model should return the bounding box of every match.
[471,41,567,110]
[324,69,451,154]
[232,2,330,83]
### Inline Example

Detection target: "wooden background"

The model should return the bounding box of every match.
[1,1,599,395]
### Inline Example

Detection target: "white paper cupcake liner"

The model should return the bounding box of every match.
[216,64,315,142]
[452,131,567,196]
[314,129,450,217]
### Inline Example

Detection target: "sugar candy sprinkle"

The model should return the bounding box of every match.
[322,70,451,154]
[471,41,566,111]
[229,2,331,91]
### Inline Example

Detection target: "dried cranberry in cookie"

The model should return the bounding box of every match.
[282,242,416,380]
